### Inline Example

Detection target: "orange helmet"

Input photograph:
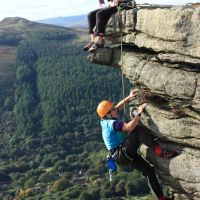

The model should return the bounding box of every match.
[97,100,113,118]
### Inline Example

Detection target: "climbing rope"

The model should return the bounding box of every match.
[117,5,126,117]
[117,1,136,118]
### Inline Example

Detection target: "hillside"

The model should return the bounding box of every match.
[38,14,87,28]
[0,17,155,200]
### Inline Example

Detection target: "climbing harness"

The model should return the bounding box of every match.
[106,146,134,181]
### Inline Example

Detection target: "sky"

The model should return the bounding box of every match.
[0,0,199,21]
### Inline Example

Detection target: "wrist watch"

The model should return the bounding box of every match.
[133,111,141,117]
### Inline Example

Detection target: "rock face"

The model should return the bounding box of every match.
[88,5,200,200]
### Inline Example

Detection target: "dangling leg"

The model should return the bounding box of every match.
[89,6,118,51]
[121,125,173,200]
[131,154,164,199]
[83,9,99,51]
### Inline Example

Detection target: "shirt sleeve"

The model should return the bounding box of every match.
[113,120,124,131]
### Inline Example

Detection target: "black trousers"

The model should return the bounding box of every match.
[87,6,118,36]
[115,125,163,198]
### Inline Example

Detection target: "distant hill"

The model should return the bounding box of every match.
[0,17,84,33]
[38,14,88,28]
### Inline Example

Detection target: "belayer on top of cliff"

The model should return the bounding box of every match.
[96,89,175,200]
[83,0,135,52]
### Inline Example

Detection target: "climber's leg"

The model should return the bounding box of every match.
[131,154,164,198]
[125,125,174,159]
[88,6,118,52]
[88,9,100,34]
[94,6,118,36]
[122,125,157,158]
[83,9,99,51]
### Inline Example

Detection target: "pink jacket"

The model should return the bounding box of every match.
[99,0,115,7]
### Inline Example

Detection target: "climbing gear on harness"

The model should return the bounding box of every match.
[120,0,136,10]
[106,145,129,182]
[154,146,174,159]
[121,148,134,161]
[83,41,94,51]
[97,100,113,118]
[108,0,135,7]
[160,148,174,159]
[111,145,134,162]
[106,146,134,181]
[106,153,117,181]
[106,156,117,173]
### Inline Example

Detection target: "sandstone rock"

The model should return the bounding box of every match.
[87,48,113,66]
[88,5,200,199]
[106,7,200,59]
[89,49,200,109]
[141,145,200,199]
[142,104,200,147]
[157,53,200,68]
[193,78,200,110]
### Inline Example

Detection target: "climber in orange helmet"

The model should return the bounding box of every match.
[97,89,173,200]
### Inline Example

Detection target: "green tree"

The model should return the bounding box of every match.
[39,173,55,183]
[50,178,72,192]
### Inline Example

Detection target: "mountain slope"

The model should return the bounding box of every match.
[0,17,87,36]
[38,14,87,28]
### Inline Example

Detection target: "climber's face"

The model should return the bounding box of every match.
[109,107,119,118]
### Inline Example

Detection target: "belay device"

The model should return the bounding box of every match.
[106,155,117,181]
[108,0,136,9]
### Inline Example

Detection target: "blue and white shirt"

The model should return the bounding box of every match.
[101,119,126,150]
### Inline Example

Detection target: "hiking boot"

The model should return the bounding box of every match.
[154,146,174,159]
[88,42,104,52]
[82,42,94,51]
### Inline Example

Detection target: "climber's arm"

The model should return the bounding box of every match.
[122,103,147,133]
[115,89,139,111]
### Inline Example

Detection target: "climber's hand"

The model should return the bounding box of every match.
[138,103,148,114]
[128,89,139,100]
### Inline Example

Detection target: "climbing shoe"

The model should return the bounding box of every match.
[88,42,104,52]
[82,42,94,51]
[154,146,174,159]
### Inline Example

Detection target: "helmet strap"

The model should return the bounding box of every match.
[105,112,116,120]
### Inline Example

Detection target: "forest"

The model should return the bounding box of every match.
[0,26,160,199]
